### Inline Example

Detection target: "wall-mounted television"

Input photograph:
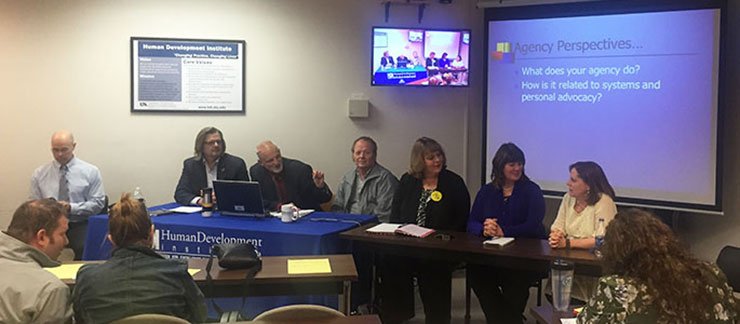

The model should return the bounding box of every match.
[372,27,471,87]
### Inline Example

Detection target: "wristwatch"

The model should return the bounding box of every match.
[565,238,571,249]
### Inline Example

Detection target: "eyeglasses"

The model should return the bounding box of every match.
[204,140,222,146]
[52,147,72,154]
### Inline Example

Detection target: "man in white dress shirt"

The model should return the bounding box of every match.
[30,130,105,260]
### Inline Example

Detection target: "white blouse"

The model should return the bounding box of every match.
[551,193,617,239]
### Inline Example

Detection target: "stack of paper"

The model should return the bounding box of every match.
[365,223,402,234]
[394,224,435,238]
[483,237,515,246]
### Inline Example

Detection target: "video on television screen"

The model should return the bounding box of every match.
[372,27,470,87]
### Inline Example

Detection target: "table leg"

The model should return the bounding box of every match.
[370,262,377,314]
[340,280,352,315]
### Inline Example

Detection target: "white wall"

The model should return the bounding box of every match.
[0,0,483,225]
[1,0,737,263]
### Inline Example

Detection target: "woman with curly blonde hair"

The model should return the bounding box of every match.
[577,208,737,323]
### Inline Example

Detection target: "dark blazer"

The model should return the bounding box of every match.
[466,179,547,239]
[425,57,438,68]
[249,157,332,211]
[174,153,249,205]
[380,56,394,67]
[390,169,470,231]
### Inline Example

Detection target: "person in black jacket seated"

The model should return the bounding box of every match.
[380,50,395,68]
[174,127,249,205]
[250,140,332,211]
[380,137,470,324]
[72,193,206,323]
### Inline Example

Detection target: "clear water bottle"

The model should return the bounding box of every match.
[594,217,605,258]
[132,187,145,204]
[551,259,574,311]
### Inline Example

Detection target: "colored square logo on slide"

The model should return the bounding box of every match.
[493,42,515,62]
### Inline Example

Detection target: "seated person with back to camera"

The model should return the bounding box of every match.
[72,193,206,323]
[577,208,737,324]
[0,199,73,323]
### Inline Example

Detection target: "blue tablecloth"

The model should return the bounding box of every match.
[82,203,376,318]
[373,66,427,85]
[83,203,375,260]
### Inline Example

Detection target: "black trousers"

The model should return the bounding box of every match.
[350,249,375,311]
[467,264,541,324]
[67,221,88,260]
[379,255,454,324]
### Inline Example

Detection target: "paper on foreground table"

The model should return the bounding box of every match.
[365,223,402,234]
[287,258,332,274]
[483,237,515,246]
[47,264,201,280]
[170,206,203,214]
[394,224,435,238]
[45,263,86,280]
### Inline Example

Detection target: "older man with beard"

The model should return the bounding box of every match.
[249,140,332,211]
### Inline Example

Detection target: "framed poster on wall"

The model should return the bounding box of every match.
[131,37,245,112]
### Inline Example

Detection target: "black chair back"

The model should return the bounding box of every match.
[716,245,740,292]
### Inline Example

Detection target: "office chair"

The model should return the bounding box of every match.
[101,194,110,214]
[716,245,740,292]
[253,304,345,321]
[320,194,335,212]
[110,313,190,324]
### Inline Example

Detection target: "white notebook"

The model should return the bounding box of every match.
[366,223,402,234]
[483,237,515,246]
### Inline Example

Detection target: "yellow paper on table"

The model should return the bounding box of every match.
[45,263,86,280]
[187,269,201,276]
[287,258,332,274]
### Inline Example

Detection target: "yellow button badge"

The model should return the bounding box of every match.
[430,190,442,202]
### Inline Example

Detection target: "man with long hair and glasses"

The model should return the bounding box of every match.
[175,126,249,205]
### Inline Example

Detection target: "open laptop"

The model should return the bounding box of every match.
[213,180,266,217]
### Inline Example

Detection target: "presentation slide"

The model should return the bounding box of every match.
[486,8,721,208]
[131,38,245,112]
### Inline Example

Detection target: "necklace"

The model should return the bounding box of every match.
[502,185,514,196]
[574,199,588,213]
[423,177,437,190]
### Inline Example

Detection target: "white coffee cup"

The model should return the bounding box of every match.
[281,203,299,223]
